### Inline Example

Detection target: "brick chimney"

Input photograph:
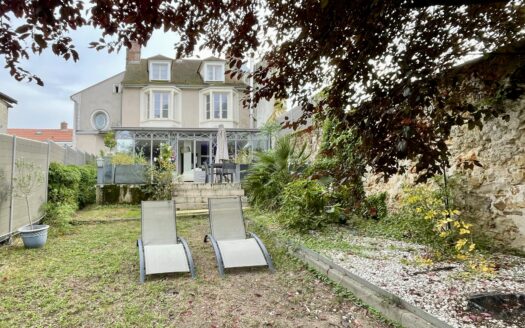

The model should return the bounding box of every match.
[126,41,141,64]
[60,121,68,130]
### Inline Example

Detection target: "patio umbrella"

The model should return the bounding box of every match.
[215,124,229,163]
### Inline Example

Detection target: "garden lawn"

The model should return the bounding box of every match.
[0,207,391,328]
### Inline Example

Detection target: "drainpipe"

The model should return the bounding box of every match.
[249,58,254,129]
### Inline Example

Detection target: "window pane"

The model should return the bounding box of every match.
[214,65,222,80]
[206,67,214,81]
[162,93,169,118]
[213,93,220,119]
[151,63,169,80]
[221,93,228,119]
[160,64,168,80]
[152,91,171,119]
[206,94,211,119]
[206,64,223,81]
[154,92,161,118]
[146,93,150,118]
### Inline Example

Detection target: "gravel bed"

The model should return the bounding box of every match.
[321,235,525,328]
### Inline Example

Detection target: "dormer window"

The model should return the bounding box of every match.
[204,63,225,82]
[149,61,170,81]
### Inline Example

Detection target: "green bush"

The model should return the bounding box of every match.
[48,162,97,209]
[244,135,308,210]
[278,178,330,232]
[76,165,96,208]
[141,143,176,200]
[306,118,365,215]
[111,152,147,165]
[48,162,82,206]
[363,192,388,220]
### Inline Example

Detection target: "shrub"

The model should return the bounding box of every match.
[278,178,330,232]
[48,162,97,209]
[307,118,365,215]
[363,192,388,220]
[76,165,96,208]
[244,135,308,209]
[356,182,481,261]
[111,152,147,165]
[141,143,176,200]
[48,162,81,206]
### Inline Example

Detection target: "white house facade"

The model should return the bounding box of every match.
[71,43,268,176]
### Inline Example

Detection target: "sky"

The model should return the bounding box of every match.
[0,27,213,129]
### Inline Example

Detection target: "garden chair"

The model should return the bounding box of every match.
[204,197,274,276]
[137,201,196,283]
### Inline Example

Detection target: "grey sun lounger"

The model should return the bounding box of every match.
[204,197,274,276]
[137,201,196,283]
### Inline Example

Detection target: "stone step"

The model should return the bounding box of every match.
[174,196,247,204]
[173,190,245,197]
[173,183,247,211]
[173,183,243,191]
[175,197,249,211]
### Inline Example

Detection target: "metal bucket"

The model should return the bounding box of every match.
[18,225,50,248]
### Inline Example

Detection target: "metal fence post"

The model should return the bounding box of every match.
[8,136,16,243]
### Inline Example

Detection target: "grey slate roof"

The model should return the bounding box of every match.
[122,56,247,88]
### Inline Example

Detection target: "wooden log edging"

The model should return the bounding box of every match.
[251,221,452,328]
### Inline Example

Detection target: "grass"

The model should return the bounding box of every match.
[246,209,377,258]
[0,206,391,328]
[73,204,140,223]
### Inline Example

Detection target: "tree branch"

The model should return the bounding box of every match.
[407,0,510,7]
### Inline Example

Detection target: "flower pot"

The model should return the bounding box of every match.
[18,224,50,249]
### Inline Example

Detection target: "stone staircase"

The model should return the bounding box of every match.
[173,183,247,210]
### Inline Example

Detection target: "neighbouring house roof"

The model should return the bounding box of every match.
[8,128,73,143]
[122,57,247,88]
[0,91,17,108]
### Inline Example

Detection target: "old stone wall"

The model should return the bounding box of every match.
[365,97,525,251]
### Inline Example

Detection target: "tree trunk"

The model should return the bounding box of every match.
[25,196,33,230]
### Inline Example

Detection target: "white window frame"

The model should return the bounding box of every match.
[90,110,110,130]
[203,62,225,82]
[205,92,229,120]
[140,86,182,124]
[151,91,171,119]
[148,60,171,81]
[200,88,235,124]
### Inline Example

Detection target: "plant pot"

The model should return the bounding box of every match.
[18,224,50,249]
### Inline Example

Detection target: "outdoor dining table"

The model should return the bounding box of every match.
[209,162,236,184]
[209,163,223,184]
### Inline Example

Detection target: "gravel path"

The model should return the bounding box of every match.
[321,235,525,328]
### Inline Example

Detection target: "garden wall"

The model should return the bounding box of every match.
[364,97,525,251]
[0,134,95,241]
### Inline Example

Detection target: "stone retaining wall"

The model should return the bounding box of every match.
[365,97,525,251]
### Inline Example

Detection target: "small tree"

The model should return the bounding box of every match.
[103,131,117,153]
[142,143,177,200]
[12,159,45,229]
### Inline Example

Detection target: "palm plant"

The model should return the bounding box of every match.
[243,135,309,209]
